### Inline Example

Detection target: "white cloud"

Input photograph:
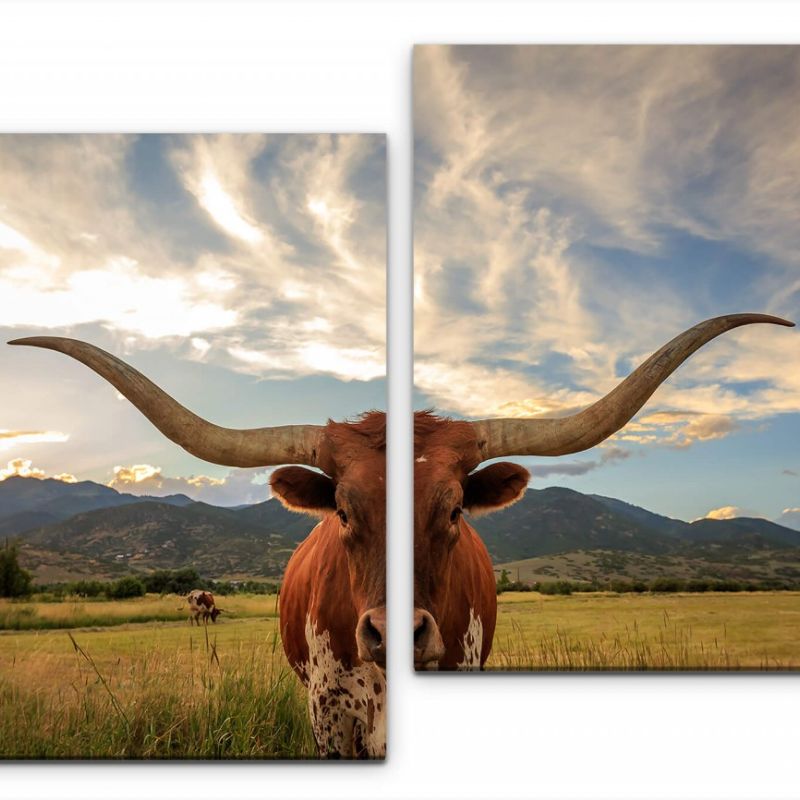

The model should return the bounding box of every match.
[0,429,69,452]
[0,256,237,338]
[699,505,760,521]
[298,343,384,382]
[413,46,800,445]
[110,464,162,485]
[198,172,264,244]
[0,458,46,480]
[615,412,740,449]
[0,134,385,384]
[108,462,273,506]
[0,456,270,505]
[190,337,211,360]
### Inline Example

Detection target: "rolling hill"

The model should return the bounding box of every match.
[471,487,800,563]
[481,488,800,585]
[0,476,315,581]
[17,499,314,579]
[0,475,193,526]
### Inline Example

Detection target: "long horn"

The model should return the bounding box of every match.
[473,314,794,461]
[8,337,324,467]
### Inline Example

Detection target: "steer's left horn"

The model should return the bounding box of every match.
[472,313,794,461]
[8,337,324,467]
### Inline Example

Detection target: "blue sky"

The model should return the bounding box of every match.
[0,134,385,505]
[413,46,800,528]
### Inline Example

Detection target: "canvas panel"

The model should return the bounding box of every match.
[413,45,800,672]
[0,133,386,758]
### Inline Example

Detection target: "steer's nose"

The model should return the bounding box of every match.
[356,607,386,668]
[414,608,445,669]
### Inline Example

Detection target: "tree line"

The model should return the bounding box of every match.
[495,569,800,596]
[0,544,279,599]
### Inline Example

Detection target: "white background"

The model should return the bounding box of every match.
[2,2,799,798]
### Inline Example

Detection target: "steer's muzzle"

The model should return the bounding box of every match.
[414,608,445,670]
[356,607,386,669]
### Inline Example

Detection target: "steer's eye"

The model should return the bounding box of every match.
[449,505,463,525]
[337,508,349,527]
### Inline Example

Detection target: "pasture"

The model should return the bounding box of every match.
[488,591,800,670]
[0,594,315,759]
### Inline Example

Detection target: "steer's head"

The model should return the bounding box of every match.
[7,336,386,668]
[269,414,387,668]
[413,414,529,668]
[412,314,795,669]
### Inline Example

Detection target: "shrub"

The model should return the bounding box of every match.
[0,540,32,598]
[537,581,573,596]
[142,568,200,595]
[610,580,634,594]
[710,579,745,593]
[649,577,686,593]
[496,569,512,594]
[107,576,146,599]
[68,580,106,598]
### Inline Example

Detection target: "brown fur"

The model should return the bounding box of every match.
[275,412,386,758]
[187,589,220,625]
[414,411,529,670]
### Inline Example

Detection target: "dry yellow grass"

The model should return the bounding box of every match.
[0,611,315,758]
[488,591,800,670]
[0,592,278,630]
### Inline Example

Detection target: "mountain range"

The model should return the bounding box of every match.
[1,476,799,583]
[478,488,800,585]
[0,476,315,581]
[472,486,800,563]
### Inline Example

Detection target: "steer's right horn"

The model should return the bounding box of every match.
[8,337,324,468]
[473,313,794,461]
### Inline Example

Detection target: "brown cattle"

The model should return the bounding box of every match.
[273,412,386,758]
[8,337,386,759]
[187,589,221,625]
[413,314,794,670]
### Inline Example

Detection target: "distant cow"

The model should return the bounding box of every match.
[187,589,220,625]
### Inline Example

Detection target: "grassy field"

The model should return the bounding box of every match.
[0,594,315,759]
[4,590,800,759]
[488,591,800,670]
[0,592,279,631]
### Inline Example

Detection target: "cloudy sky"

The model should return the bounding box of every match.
[0,134,385,506]
[414,45,800,528]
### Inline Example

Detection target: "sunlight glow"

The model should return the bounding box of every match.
[0,430,69,452]
[0,458,46,481]
[199,172,263,244]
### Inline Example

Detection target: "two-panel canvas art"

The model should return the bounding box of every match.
[1,46,799,760]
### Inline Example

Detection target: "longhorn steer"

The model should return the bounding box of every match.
[412,314,795,670]
[8,337,386,759]
[187,589,220,625]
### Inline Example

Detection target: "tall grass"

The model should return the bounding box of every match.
[0,619,315,758]
[488,591,800,670]
[491,611,784,670]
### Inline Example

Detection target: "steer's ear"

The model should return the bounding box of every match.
[270,466,337,516]
[463,462,530,515]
